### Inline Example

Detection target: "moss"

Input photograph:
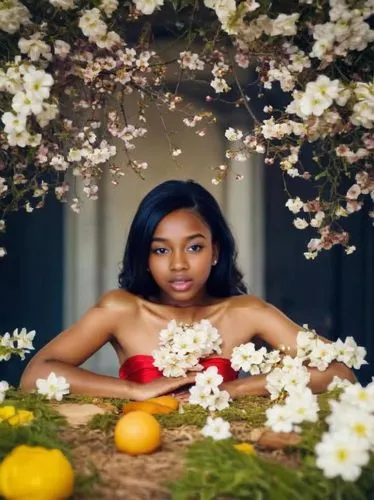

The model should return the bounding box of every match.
[87,412,118,433]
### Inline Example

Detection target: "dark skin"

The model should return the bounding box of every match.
[20,209,356,400]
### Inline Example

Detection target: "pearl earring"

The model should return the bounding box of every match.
[212,259,218,266]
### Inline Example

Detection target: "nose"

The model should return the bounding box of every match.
[170,250,189,271]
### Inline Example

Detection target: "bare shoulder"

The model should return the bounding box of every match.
[226,294,268,312]
[97,289,139,313]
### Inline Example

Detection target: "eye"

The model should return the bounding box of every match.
[151,247,169,255]
[188,244,204,253]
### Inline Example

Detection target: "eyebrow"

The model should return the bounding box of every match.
[151,233,207,243]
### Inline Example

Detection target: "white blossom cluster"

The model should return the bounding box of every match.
[36,371,70,401]
[230,342,281,375]
[310,0,374,61]
[178,51,205,71]
[263,327,368,437]
[0,0,30,34]
[189,366,231,412]
[0,327,35,361]
[210,62,231,94]
[0,380,9,404]
[0,57,54,147]
[315,380,374,481]
[78,8,121,49]
[0,0,373,261]
[152,319,222,377]
[297,326,368,371]
[265,383,319,433]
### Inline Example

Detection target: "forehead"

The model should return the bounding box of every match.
[152,209,211,238]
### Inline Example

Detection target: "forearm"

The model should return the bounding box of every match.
[19,359,137,399]
[221,361,356,399]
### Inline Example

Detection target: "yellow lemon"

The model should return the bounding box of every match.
[0,445,74,499]
[8,410,34,426]
[114,411,161,455]
[0,406,16,422]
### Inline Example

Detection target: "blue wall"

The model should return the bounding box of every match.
[0,197,63,386]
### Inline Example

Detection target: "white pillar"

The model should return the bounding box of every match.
[224,153,265,298]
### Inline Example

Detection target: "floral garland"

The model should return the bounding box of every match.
[0,0,373,258]
[153,318,372,482]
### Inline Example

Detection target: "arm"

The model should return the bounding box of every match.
[20,301,195,400]
[222,299,356,399]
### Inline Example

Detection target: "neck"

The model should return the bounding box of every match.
[153,291,213,308]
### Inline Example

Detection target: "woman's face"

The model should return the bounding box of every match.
[148,209,218,307]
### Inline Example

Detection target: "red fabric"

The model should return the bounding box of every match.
[119,355,238,383]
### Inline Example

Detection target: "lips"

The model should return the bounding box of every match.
[169,278,192,292]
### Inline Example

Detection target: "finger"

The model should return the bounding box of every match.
[187,365,204,372]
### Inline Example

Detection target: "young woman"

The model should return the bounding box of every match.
[20,180,355,399]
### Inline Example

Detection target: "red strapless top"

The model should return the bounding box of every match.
[119,355,238,383]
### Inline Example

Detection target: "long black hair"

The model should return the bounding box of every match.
[118,179,247,298]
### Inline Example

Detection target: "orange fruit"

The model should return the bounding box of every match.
[147,395,179,411]
[114,411,161,455]
[122,401,175,415]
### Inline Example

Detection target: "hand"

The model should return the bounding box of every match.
[130,372,196,401]
[173,391,190,402]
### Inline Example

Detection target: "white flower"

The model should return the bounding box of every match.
[12,92,43,117]
[195,366,223,392]
[230,342,267,373]
[36,372,70,401]
[1,112,27,134]
[12,327,35,351]
[23,70,54,101]
[79,8,107,39]
[327,402,374,445]
[207,390,231,411]
[333,337,367,369]
[49,0,76,9]
[201,416,232,440]
[36,103,59,128]
[54,40,71,59]
[100,0,119,17]
[7,129,31,148]
[0,380,9,403]
[0,333,13,361]
[327,376,352,391]
[265,404,294,433]
[339,382,374,412]
[18,33,51,62]
[285,388,319,424]
[133,0,164,15]
[315,432,369,481]
[178,51,204,71]
[210,77,231,93]
[225,127,243,141]
[293,217,308,229]
[282,365,311,394]
[188,385,211,409]
[308,339,336,371]
[285,197,304,214]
